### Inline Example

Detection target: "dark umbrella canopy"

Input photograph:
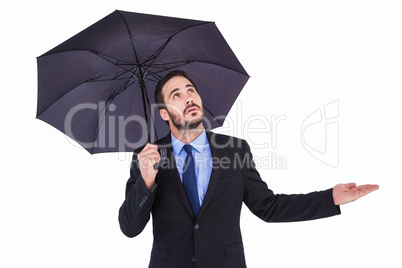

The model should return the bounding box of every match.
[37,10,249,153]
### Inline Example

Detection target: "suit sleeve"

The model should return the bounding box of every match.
[118,151,157,237]
[241,140,341,222]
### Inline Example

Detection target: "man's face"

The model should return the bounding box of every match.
[160,76,204,131]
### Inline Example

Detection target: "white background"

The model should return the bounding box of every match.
[1,1,401,267]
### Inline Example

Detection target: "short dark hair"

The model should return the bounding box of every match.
[154,70,197,110]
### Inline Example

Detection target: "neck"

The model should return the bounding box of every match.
[170,124,204,143]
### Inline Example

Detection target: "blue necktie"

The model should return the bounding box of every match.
[182,145,200,217]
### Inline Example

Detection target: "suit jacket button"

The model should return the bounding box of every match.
[192,256,196,262]
[194,224,199,230]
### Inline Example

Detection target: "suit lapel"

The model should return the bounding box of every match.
[196,131,224,220]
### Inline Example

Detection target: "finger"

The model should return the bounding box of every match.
[138,153,159,165]
[145,143,157,151]
[151,155,161,168]
[357,184,379,194]
[138,154,161,170]
[142,143,152,151]
[138,144,153,158]
[349,185,378,201]
[142,149,160,158]
[142,143,158,152]
[139,144,159,157]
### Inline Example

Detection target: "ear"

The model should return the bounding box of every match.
[160,109,169,121]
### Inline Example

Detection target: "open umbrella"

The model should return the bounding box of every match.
[36,10,249,153]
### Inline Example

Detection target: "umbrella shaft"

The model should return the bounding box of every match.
[138,66,151,143]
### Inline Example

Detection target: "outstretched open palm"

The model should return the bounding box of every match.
[333,183,379,205]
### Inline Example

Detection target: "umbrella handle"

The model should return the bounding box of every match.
[154,148,167,170]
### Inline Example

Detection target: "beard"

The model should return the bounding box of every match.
[167,104,204,131]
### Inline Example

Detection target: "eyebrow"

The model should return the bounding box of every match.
[168,84,194,98]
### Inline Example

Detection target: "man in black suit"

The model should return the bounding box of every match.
[118,70,378,268]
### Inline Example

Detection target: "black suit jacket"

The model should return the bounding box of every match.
[119,131,340,268]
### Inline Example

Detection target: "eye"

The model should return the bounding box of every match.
[173,93,180,99]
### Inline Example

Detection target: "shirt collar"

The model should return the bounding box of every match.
[171,128,209,155]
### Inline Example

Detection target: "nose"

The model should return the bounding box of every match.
[185,97,194,106]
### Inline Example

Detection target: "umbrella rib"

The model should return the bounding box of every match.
[203,106,225,126]
[38,47,145,116]
[140,21,212,67]
[89,78,135,153]
[139,21,249,81]
[91,51,138,71]
[148,59,249,77]
[116,11,142,70]
[39,49,134,66]
[36,54,135,117]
